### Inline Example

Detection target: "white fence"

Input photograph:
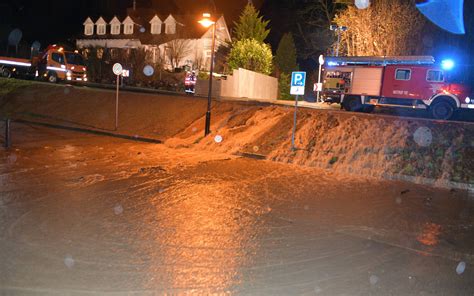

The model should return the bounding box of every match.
[195,68,278,101]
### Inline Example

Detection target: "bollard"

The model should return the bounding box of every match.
[5,119,11,148]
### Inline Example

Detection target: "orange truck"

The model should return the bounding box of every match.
[0,44,87,83]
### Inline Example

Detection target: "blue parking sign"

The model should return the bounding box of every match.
[290,71,306,95]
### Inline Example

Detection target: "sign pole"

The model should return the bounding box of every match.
[112,63,123,131]
[291,95,299,150]
[115,74,119,131]
[317,55,325,103]
[290,71,306,151]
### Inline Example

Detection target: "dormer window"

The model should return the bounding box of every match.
[123,16,135,35]
[95,17,107,35]
[110,16,121,35]
[165,23,176,34]
[150,15,162,35]
[164,15,177,35]
[97,25,105,35]
[85,25,94,36]
[83,17,94,36]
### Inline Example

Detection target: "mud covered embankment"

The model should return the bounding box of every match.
[1,80,473,187]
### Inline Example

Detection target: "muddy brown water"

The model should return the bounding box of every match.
[1,124,474,295]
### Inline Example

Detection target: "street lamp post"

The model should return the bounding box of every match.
[329,25,348,57]
[199,13,216,137]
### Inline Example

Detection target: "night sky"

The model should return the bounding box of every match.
[1,0,473,73]
[0,0,265,47]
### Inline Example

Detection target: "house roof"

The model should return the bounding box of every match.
[95,17,107,25]
[110,16,121,25]
[122,16,134,24]
[149,15,162,24]
[83,17,94,25]
[79,14,229,46]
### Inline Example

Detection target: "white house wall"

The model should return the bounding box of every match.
[76,39,142,49]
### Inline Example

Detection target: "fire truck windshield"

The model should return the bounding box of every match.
[65,53,85,66]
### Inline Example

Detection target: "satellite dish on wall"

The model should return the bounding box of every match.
[8,29,22,46]
[7,28,22,54]
[31,41,41,58]
[31,41,41,51]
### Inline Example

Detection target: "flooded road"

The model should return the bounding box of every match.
[1,124,474,295]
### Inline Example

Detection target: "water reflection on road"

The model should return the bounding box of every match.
[1,126,474,295]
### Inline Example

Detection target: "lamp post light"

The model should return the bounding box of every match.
[329,25,348,57]
[198,13,216,137]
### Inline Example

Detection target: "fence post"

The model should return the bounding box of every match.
[5,119,11,149]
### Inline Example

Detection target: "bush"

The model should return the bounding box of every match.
[228,39,273,75]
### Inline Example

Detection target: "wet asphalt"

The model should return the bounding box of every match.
[1,124,474,295]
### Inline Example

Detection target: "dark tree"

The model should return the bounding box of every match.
[275,32,298,74]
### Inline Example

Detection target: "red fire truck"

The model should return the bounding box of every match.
[0,44,87,83]
[320,56,472,120]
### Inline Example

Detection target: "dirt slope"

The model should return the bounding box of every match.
[1,81,473,187]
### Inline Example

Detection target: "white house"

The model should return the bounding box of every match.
[76,12,232,71]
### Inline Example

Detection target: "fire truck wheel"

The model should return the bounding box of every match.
[343,97,363,112]
[431,100,455,120]
[1,68,12,78]
[48,72,58,83]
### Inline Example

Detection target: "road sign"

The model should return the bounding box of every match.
[319,54,325,65]
[122,69,130,77]
[113,63,123,76]
[112,63,123,131]
[290,71,306,95]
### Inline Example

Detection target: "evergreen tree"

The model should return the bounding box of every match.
[275,33,298,74]
[233,3,270,43]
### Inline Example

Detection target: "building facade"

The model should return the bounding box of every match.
[76,10,231,71]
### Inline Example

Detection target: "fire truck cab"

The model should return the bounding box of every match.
[321,56,473,120]
[0,44,87,83]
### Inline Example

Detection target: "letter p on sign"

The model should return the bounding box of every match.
[290,71,306,95]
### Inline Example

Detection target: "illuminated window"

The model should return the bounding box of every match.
[97,24,106,35]
[110,16,121,35]
[395,69,411,80]
[123,16,135,35]
[151,23,161,34]
[164,15,177,34]
[165,23,176,34]
[84,17,94,35]
[125,24,134,34]
[150,15,162,34]
[85,25,93,35]
[97,48,104,59]
[111,24,120,35]
[427,70,444,82]
[95,17,107,36]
